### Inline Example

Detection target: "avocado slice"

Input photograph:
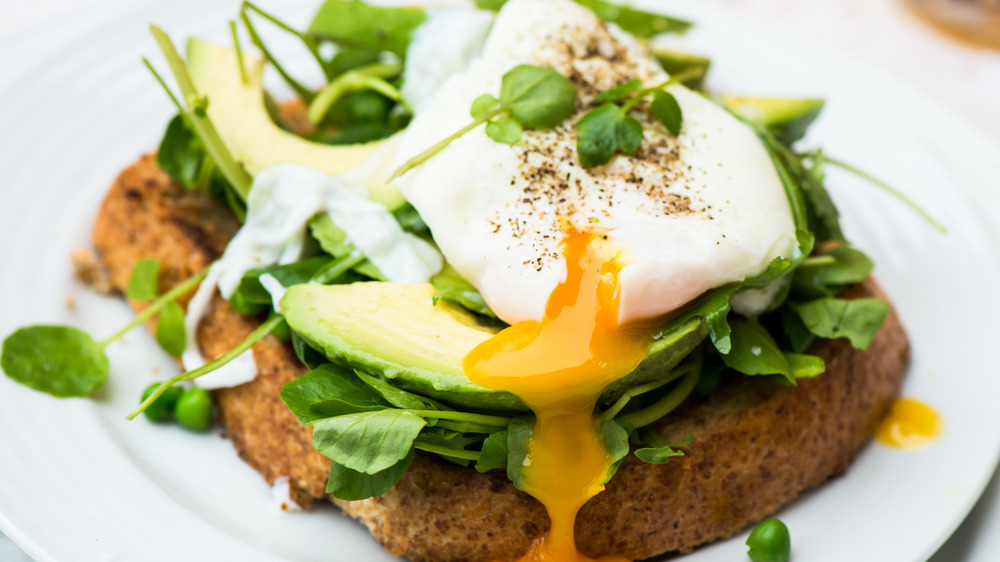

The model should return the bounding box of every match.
[185,39,406,210]
[720,95,825,145]
[281,282,708,413]
[650,47,711,89]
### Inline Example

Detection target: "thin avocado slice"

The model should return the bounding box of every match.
[281,282,708,413]
[185,38,406,210]
[650,47,711,89]
[720,95,825,145]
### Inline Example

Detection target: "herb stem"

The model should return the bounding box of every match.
[126,314,283,420]
[99,268,209,349]
[142,57,183,112]
[312,252,367,284]
[621,67,703,112]
[389,108,505,181]
[408,409,510,428]
[819,155,947,234]
[619,353,701,429]
[229,20,248,85]
[434,419,505,434]
[599,364,690,422]
[308,63,404,124]
[242,1,331,81]
[149,25,253,199]
[413,440,481,461]
[240,9,315,103]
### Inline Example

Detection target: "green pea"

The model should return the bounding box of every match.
[746,518,791,562]
[140,383,183,422]
[347,90,391,123]
[175,387,213,431]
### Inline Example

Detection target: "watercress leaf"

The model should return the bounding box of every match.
[575,103,643,168]
[127,258,161,301]
[309,214,385,280]
[506,416,534,490]
[312,409,427,474]
[593,79,642,103]
[307,0,428,58]
[471,93,501,119]
[485,116,523,145]
[722,317,793,383]
[155,301,186,357]
[353,370,429,410]
[650,90,683,135]
[575,0,693,37]
[476,430,510,473]
[780,305,815,354]
[793,297,889,350]
[280,364,388,424]
[602,417,631,483]
[635,443,685,464]
[500,64,577,128]
[156,115,204,188]
[673,285,738,354]
[291,333,331,370]
[1,326,109,397]
[787,353,825,379]
[430,264,498,318]
[327,448,414,500]
[794,246,874,294]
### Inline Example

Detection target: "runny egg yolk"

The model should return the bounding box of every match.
[874,398,943,450]
[464,226,657,562]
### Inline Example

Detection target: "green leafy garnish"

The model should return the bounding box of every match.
[127,258,161,301]
[474,0,692,37]
[155,301,187,357]
[313,409,427,474]
[430,264,497,318]
[722,318,824,384]
[307,0,427,58]
[576,69,698,167]
[475,430,510,472]
[307,62,404,125]
[2,267,207,398]
[793,297,889,350]
[390,64,576,180]
[327,449,415,500]
[1,327,109,398]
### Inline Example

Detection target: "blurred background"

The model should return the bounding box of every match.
[0,0,997,560]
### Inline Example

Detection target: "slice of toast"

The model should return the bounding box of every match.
[92,154,908,561]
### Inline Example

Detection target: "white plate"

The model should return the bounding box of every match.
[2,0,1000,560]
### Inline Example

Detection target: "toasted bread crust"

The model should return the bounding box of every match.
[92,155,908,561]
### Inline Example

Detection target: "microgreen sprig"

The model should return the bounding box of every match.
[575,67,701,168]
[389,64,576,181]
[308,61,405,124]
[1,266,208,398]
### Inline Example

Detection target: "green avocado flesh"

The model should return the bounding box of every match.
[281,282,708,413]
[185,38,406,210]
[720,95,825,145]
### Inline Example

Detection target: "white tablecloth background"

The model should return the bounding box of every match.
[0,0,998,560]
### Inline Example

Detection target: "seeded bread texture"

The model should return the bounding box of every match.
[92,154,908,561]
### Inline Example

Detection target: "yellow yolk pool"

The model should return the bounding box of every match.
[875,398,943,450]
[464,227,656,562]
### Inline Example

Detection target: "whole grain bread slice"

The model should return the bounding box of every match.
[92,154,908,561]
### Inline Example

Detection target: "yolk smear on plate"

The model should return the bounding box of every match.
[464,226,656,562]
[875,398,943,450]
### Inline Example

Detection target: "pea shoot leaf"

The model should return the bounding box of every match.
[634,430,689,464]
[793,297,889,350]
[475,430,509,473]
[575,103,643,167]
[353,370,429,410]
[430,264,497,318]
[471,93,501,119]
[281,364,388,424]
[650,90,683,135]
[1,326,109,398]
[156,115,204,189]
[313,409,427,474]
[786,352,825,379]
[594,79,642,103]
[505,416,534,490]
[500,64,577,128]
[127,258,160,301]
[485,116,523,144]
[793,246,874,298]
[326,448,414,500]
[601,417,630,483]
[307,0,427,58]
[155,301,186,357]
